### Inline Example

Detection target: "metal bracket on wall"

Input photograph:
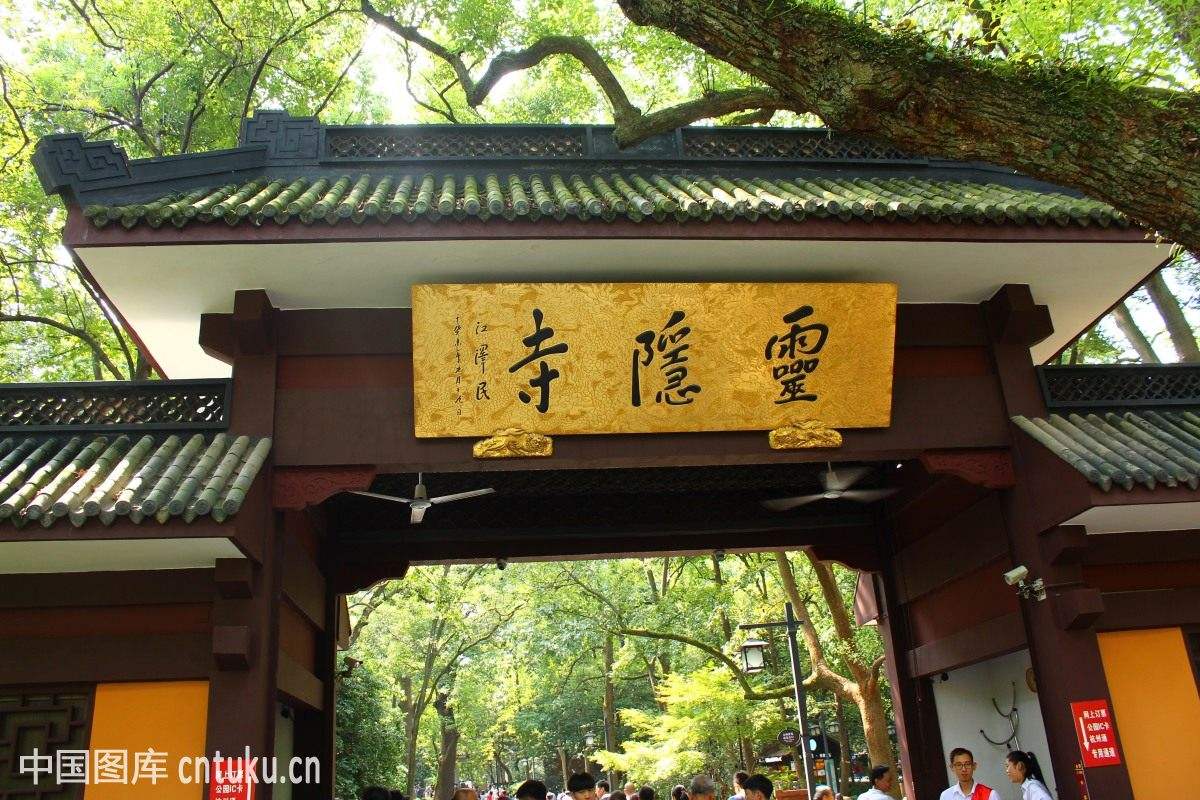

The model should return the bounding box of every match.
[980,681,1021,749]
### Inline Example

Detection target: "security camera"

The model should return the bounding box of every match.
[1003,565,1030,586]
[496,557,508,570]
[1003,565,1047,601]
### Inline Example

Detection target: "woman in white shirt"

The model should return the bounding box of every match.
[1004,751,1053,800]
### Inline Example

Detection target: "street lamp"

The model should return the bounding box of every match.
[739,639,768,674]
[739,603,816,797]
[584,733,596,748]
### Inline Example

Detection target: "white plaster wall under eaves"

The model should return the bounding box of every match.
[0,538,245,573]
[76,237,1169,378]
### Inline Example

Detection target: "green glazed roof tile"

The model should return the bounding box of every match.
[0,433,271,527]
[1012,409,1200,491]
[84,172,1127,230]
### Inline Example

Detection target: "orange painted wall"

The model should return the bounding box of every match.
[84,681,208,800]
[1098,628,1200,798]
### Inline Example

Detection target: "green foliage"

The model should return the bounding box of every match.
[344,555,885,793]
[0,0,380,378]
[596,667,758,784]
[336,654,407,799]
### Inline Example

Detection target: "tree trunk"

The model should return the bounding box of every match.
[616,0,1200,255]
[434,691,460,800]
[558,746,570,785]
[852,680,899,798]
[711,554,733,641]
[723,548,752,776]
[739,732,755,772]
[835,698,852,797]
[398,676,422,796]
[1145,271,1200,361]
[1112,302,1162,362]
[774,553,896,780]
[603,633,618,785]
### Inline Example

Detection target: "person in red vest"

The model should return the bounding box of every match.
[939,748,999,800]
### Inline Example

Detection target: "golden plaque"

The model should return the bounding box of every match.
[412,282,896,438]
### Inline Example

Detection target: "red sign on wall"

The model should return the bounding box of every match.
[1071,699,1122,767]
[209,758,254,800]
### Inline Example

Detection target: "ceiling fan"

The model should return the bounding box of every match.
[761,464,897,511]
[352,474,495,524]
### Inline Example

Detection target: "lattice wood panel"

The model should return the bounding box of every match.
[327,130,587,159]
[1039,365,1200,408]
[0,380,229,432]
[681,130,914,161]
[0,686,92,800]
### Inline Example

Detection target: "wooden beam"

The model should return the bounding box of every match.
[894,493,1009,604]
[334,524,876,591]
[1050,586,1105,630]
[283,533,326,630]
[0,633,209,683]
[214,558,255,599]
[275,371,1010,470]
[232,289,277,356]
[906,611,1027,677]
[0,569,213,608]
[1096,587,1200,631]
[984,284,1053,346]
[277,652,324,711]
[1040,525,1089,566]
[212,625,253,671]
[1083,530,1200,565]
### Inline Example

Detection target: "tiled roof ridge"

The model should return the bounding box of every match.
[0,432,271,527]
[1012,408,1200,491]
[83,171,1126,231]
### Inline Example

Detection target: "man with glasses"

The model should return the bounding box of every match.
[940,748,998,800]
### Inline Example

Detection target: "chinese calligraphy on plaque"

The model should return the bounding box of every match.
[411,282,896,438]
[632,310,701,407]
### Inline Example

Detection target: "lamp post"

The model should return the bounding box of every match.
[826,715,842,795]
[812,713,838,793]
[739,602,816,797]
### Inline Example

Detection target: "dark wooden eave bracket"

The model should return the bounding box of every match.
[212,625,253,670]
[201,289,277,363]
[985,284,1054,347]
[273,466,378,510]
[918,449,1016,489]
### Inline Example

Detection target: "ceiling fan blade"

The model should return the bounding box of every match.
[351,490,413,504]
[410,505,427,524]
[821,465,872,493]
[762,494,825,511]
[430,487,496,504]
[842,488,899,503]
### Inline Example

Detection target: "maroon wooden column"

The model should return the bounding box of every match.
[983,285,1134,799]
[874,552,947,800]
[205,289,285,799]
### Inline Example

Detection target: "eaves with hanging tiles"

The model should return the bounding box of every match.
[34,111,1130,233]
[0,381,270,529]
[1016,366,1200,493]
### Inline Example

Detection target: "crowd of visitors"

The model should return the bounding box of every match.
[360,745,1050,800]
